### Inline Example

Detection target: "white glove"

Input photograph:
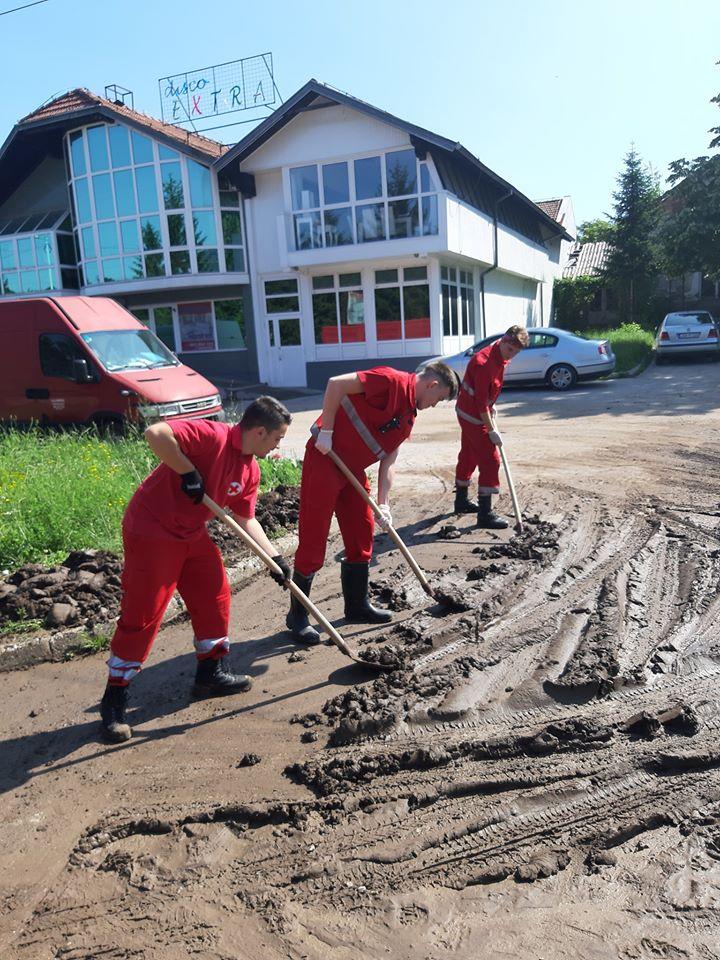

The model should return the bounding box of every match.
[488,429,503,447]
[315,429,333,455]
[377,503,393,531]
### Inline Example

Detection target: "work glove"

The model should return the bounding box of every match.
[269,555,291,587]
[315,428,333,455]
[180,469,205,504]
[377,503,393,531]
[488,429,503,447]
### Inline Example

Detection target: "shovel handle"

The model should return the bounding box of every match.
[326,450,434,596]
[491,416,523,533]
[202,494,357,659]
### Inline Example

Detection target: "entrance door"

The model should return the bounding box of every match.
[267,315,307,387]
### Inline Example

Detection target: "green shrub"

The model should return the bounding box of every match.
[581,323,655,374]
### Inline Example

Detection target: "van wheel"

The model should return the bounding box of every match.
[546,363,577,391]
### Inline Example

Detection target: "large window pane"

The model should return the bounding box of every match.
[388,198,419,239]
[420,163,436,193]
[74,178,92,223]
[375,287,401,341]
[386,149,417,196]
[2,272,19,294]
[113,170,137,217]
[159,144,179,161]
[131,131,154,165]
[167,213,187,247]
[108,125,131,168]
[130,308,150,326]
[57,233,77,264]
[442,284,457,336]
[141,215,162,251]
[266,295,299,313]
[17,237,34,268]
[461,287,474,336]
[215,299,246,350]
[294,211,321,250]
[354,156,382,200]
[193,210,216,246]
[93,174,115,219]
[422,195,438,236]
[278,317,301,346]
[120,219,140,254]
[221,210,242,246]
[161,163,184,209]
[197,249,219,272]
[290,165,319,210]
[20,269,38,292]
[312,292,338,344]
[0,240,16,269]
[170,250,190,274]
[403,284,431,338]
[98,221,119,256]
[324,207,353,246]
[265,279,297,295]
[339,290,365,342]
[178,302,215,351]
[355,203,385,243]
[34,234,53,267]
[87,126,109,172]
[187,160,213,207]
[101,258,122,282]
[124,256,143,280]
[68,130,86,176]
[38,268,56,291]
[224,248,244,271]
[83,261,99,285]
[135,167,158,214]
[144,253,165,277]
[219,189,239,207]
[153,307,175,349]
[322,162,349,204]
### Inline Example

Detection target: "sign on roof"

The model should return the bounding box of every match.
[158,53,276,124]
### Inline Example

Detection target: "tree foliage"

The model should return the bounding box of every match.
[577,218,615,244]
[553,276,603,330]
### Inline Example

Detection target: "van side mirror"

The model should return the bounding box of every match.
[73,358,94,384]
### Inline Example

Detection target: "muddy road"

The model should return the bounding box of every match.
[2,360,720,960]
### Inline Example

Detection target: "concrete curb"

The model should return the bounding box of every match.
[0,531,298,673]
[608,356,652,380]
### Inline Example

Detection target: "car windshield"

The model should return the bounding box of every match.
[81,329,179,372]
[665,313,713,325]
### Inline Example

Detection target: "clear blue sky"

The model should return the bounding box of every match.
[1,0,719,225]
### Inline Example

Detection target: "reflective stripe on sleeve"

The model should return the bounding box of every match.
[461,380,475,396]
[339,396,387,461]
[456,407,485,426]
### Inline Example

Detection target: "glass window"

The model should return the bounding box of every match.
[135,167,158,214]
[224,248,244,272]
[404,266,427,281]
[161,163,184,209]
[170,250,190,274]
[2,272,19,294]
[152,307,175,350]
[420,163,436,193]
[178,301,215,351]
[0,239,16,270]
[93,174,115,219]
[144,253,165,277]
[278,317,301,346]
[294,211,322,250]
[69,130,86,176]
[74,178,92,223]
[120,219,140,254]
[17,237,34,268]
[38,267,55,291]
[403,284,431,339]
[313,292,338,344]
[197,249,220,272]
[20,270,38,292]
[265,278,297,295]
[375,287,401,341]
[375,269,398,283]
[221,210,242,246]
[57,233,77,264]
[324,207,353,246]
[339,290,365,342]
[340,272,361,287]
[60,268,79,289]
[108,125,131,168]
[267,319,275,347]
[215,299,246,350]
[355,203,385,243]
[113,170,137,217]
[312,275,334,290]
[131,131,154,165]
[290,166,319,210]
[187,160,213,207]
[354,156,382,200]
[442,284,458,336]
[140,215,162,251]
[130,308,150,326]
[167,213,187,247]
[158,144,179,161]
[98,222,119,257]
[322,162,349,204]
[460,287,474,337]
[124,256,143,280]
[219,189,239,207]
[386,149,417,196]
[34,233,54,267]
[266,295,300,313]
[39,334,86,379]
[101,258,122,282]
[193,210,217,247]
[83,261,99,284]
[422,195,438,236]
[388,198,419,239]
[87,126,109,172]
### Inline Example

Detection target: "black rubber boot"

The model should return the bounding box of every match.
[100,683,132,743]
[192,657,253,697]
[476,494,509,530]
[341,560,392,624]
[454,485,478,514]
[286,571,321,645]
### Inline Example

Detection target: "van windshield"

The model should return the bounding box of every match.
[81,329,179,372]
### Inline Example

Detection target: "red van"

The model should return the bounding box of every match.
[0,296,223,427]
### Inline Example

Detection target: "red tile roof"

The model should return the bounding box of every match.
[18,88,228,160]
[535,198,563,221]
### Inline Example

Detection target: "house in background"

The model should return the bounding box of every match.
[0,80,573,389]
[561,239,616,326]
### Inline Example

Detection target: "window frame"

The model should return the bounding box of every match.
[128,298,248,355]
[310,271,366,351]
[373,264,432,355]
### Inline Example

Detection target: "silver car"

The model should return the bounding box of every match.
[419,326,615,391]
[655,311,720,363]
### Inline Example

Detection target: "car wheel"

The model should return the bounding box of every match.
[546,363,577,391]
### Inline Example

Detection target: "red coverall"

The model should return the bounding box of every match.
[294,367,417,577]
[107,419,259,687]
[455,340,509,494]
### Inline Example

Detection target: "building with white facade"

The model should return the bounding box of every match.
[0,80,573,391]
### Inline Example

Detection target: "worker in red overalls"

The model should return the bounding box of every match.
[454,326,529,528]
[99,396,293,743]
[287,361,458,645]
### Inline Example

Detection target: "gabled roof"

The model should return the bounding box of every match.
[562,241,611,279]
[216,79,573,244]
[535,198,563,221]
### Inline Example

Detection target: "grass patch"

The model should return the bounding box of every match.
[581,323,655,374]
[0,427,301,573]
[0,612,44,637]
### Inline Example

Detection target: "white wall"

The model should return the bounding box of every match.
[483,271,539,335]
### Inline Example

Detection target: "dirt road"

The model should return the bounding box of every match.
[3,360,720,960]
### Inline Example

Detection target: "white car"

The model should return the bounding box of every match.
[655,311,720,363]
[419,326,615,391]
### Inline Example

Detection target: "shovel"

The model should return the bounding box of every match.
[202,494,394,672]
[325,450,436,598]
[491,416,523,534]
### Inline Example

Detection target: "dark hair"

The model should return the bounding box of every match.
[504,325,529,347]
[419,359,459,400]
[240,395,292,431]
